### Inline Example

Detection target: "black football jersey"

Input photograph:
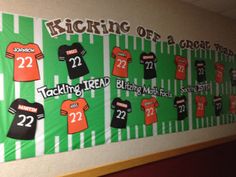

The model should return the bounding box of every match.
[111,97,132,129]
[140,52,157,80]
[174,95,188,120]
[195,60,206,83]
[7,98,45,140]
[229,68,236,87]
[213,96,223,116]
[58,42,89,79]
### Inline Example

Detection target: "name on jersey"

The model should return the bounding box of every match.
[143,55,154,60]
[70,103,79,109]
[214,98,222,102]
[66,49,78,55]
[13,48,35,53]
[144,102,154,106]
[18,105,38,113]
[37,76,110,98]
[117,52,126,57]
[176,99,185,104]
[116,102,128,108]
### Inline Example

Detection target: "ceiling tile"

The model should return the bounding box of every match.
[221,8,236,19]
[192,0,236,13]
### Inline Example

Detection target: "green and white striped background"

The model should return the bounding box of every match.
[0,12,235,162]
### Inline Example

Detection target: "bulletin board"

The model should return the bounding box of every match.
[0,12,235,163]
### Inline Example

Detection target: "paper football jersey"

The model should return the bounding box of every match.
[6,42,44,82]
[174,95,188,120]
[229,95,236,114]
[195,96,207,118]
[61,98,89,134]
[7,98,45,140]
[140,52,157,80]
[215,63,224,83]
[229,68,236,87]
[175,55,188,80]
[58,42,89,79]
[112,47,132,78]
[111,97,132,129]
[213,96,223,116]
[141,97,159,125]
[195,60,206,83]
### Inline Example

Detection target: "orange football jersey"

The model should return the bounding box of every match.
[175,55,188,80]
[195,96,207,118]
[112,47,131,78]
[6,42,44,81]
[61,98,89,134]
[215,63,224,83]
[141,97,159,125]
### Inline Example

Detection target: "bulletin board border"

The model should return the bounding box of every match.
[59,134,236,177]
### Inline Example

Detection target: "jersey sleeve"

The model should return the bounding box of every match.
[126,50,132,63]
[174,97,177,107]
[60,101,68,116]
[154,98,159,108]
[58,45,66,61]
[140,99,145,111]
[153,53,157,63]
[37,103,45,120]
[6,43,15,59]
[75,43,86,56]
[34,44,44,60]
[127,101,132,113]
[111,98,118,109]
[112,47,119,58]
[140,53,144,64]
[81,98,89,111]
[8,99,18,114]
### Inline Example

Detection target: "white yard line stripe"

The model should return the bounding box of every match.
[0,74,4,100]
[34,17,45,157]
[152,122,157,136]
[126,78,129,97]
[117,88,121,97]
[89,34,94,44]
[15,141,21,160]
[127,126,130,140]
[133,37,137,50]
[142,79,145,96]
[181,120,184,131]
[103,35,111,144]
[162,122,165,134]
[169,121,172,133]
[66,34,70,41]
[0,12,2,31]
[15,82,20,99]
[118,129,122,142]
[217,116,220,126]
[175,121,178,132]
[78,34,83,43]
[151,41,156,53]
[174,79,177,96]
[54,75,59,99]
[68,134,72,151]
[80,77,84,97]
[116,35,120,46]
[91,77,95,98]
[125,35,128,48]
[161,79,164,88]
[0,143,4,162]
[161,42,164,54]
[14,14,19,34]
[201,118,204,127]
[143,124,146,137]
[196,119,199,129]
[80,133,84,149]
[135,125,139,139]
[134,78,138,96]
[206,117,209,127]
[187,50,193,130]
[141,38,144,51]
[91,131,96,146]
[67,77,72,99]
[55,136,60,153]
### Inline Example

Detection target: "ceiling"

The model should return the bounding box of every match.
[181,0,236,20]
